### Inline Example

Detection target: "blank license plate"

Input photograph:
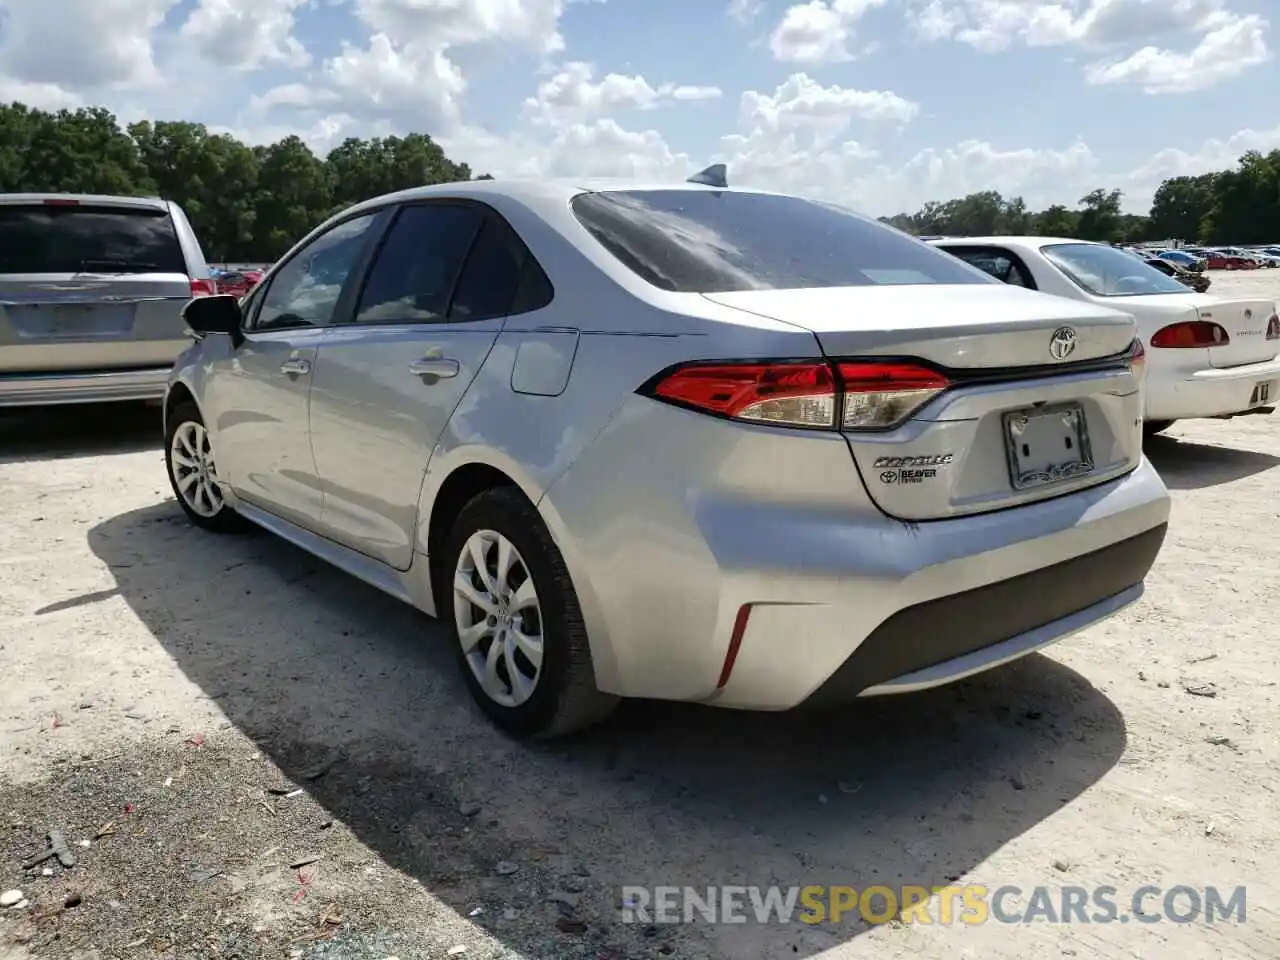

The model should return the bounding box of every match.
[1003,403,1095,491]
[1250,380,1273,405]
[10,303,134,339]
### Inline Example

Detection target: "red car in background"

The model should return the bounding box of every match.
[211,267,266,297]
[1205,252,1258,270]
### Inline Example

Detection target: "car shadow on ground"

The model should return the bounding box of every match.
[88,501,1127,958]
[1144,434,1279,490]
[0,402,162,463]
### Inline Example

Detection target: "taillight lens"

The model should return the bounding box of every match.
[1150,320,1230,348]
[1128,338,1146,377]
[836,361,951,430]
[644,359,952,431]
[1267,314,1279,340]
[190,278,216,297]
[650,362,836,427]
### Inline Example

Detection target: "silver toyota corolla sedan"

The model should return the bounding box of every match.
[164,171,1171,738]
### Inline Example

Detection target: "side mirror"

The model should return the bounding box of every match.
[183,295,244,347]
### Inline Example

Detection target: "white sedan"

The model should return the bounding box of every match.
[929,237,1280,436]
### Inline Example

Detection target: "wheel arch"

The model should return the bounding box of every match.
[163,380,198,436]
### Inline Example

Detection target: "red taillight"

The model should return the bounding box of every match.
[1267,314,1279,340]
[42,198,79,206]
[1150,320,1230,349]
[836,361,951,430]
[190,278,216,297]
[644,359,951,430]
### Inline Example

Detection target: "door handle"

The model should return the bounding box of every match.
[280,358,311,376]
[408,357,460,379]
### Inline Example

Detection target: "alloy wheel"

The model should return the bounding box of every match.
[453,529,545,708]
[169,421,224,518]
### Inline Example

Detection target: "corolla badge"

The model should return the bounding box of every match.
[1049,326,1077,360]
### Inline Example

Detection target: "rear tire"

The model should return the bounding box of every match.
[165,401,250,533]
[1143,419,1175,438]
[443,487,619,739]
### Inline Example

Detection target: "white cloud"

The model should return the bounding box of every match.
[0,0,174,91]
[769,0,887,63]
[0,0,1276,222]
[1084,11,1269,92]
[727,0,765,24]
[522,62,721,125]
[913,0,1271,91]
[178,0,311,71]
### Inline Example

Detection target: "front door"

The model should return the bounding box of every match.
[308,202,531,569]
[208,212,383,530]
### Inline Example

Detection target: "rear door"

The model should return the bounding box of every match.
[308,202,530,569]
[0,198,195,373]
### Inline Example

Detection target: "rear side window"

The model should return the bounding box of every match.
[355,204,483,324]
[939,247,1036,288]
[0,203,186,274]
[569,189,995,293]
[449,216,536,322]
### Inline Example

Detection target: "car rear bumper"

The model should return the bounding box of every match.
[0,366,173,406]
[1145,355,1280,420]
[546,407,1171,709]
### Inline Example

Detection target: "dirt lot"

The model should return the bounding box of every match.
[1,272,1278,959]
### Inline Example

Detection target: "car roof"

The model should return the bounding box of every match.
[0,193,170,210]
[335,176,795,220]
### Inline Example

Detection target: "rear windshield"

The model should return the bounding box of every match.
[569,189,994,293]
[0,204,186,275]
[1041,242,1189,297]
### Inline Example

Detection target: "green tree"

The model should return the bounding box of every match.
[1148,173,1217,242]
[0,100,488,262]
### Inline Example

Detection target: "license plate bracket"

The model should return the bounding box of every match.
[1250,380,1273,406]
[1002,402,1095,491]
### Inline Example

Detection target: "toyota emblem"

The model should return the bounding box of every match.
[1049,326,1077,361]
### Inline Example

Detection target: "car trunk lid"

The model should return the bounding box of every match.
[703,283,1137,368]
[703,284,1144,521]
[1193,296,1277,368]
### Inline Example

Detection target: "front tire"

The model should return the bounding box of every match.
[1143,419,1175,438]
[443,487,618,738]
[165,401,249,533]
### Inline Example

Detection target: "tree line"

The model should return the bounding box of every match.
[0,102,487,262]
[3,101,1277,259]
[881,149,1280,245]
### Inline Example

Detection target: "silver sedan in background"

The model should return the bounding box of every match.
[165,171,1170,738]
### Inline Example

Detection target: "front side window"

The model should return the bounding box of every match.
[255,214,379,330]
[569,189,996,293]
[1041,242,1190,297]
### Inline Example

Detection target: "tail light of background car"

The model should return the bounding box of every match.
[1149,320,1230,348]
[645,359,953,431]
[1267,314,1279,340]
[1127,338,1146,378]
[189,278,217,298]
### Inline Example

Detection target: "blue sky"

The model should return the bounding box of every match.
[0,0,1276,215]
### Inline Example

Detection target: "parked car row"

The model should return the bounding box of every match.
[210,266,266,298]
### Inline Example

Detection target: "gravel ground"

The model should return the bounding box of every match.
[0,272,1278,959]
